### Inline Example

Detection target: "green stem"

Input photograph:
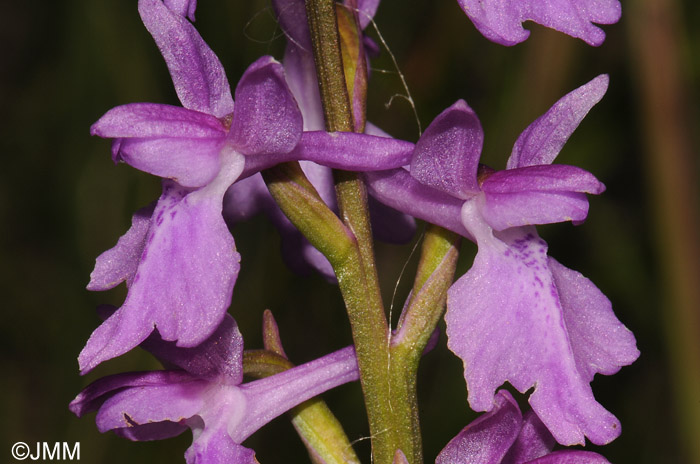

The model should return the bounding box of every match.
[263,155,399,463]
[390,226,460,463]
[304,1,416,463]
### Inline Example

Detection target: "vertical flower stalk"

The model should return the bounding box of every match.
[390,225,461,464]
[303,1,415,463]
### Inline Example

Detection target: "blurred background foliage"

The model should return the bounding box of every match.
[1,1,699,463]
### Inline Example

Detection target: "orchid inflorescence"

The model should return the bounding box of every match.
[71,1,638,463]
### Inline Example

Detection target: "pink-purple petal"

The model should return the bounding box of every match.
[235,346,358,442]
[222,173,272,223]
[70,371,192,417]
[272,0,312,52]
[90,103,225,139]
[95,376,208,433]
[281,130,414,169]
[138,0,234,118]
[478,165,604,230]
[481,165,604,194]
[456,0,621,46]
[502,411,555,464]
[549,258,639,382]
[141,314,245,383]
[478,190,592,231]
[446,205,624,445]
[115,137,224,188]
[241,131,414,176]
[411,100,483,199]
[283,43,325,130]
[393,450,410,464]
[88,204,154,291]
[365,169,471,238]
[507,75,609,169]
[354,0,380,29]
[163,0,197,21]
[79,175,242,373]
[125,182,240,346]
[526,450,610,464]
[115,421,188,441]
[79,300,157,375]
[184,428,257,464]
[229,56,303,156]
[436,390,522,464]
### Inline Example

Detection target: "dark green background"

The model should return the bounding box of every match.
[2,1,699,462]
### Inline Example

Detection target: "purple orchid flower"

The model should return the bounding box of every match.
[456,0,622,46]
[81,0,414,374]
[366,75,639,445]
[437,390,610,464]
[70,313,359,464]
[222,0,414,282]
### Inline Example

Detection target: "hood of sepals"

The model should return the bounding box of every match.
[409,99,484,200]
[226,55,303,158]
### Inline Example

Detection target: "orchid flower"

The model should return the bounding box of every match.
[223,0,414,282]
[456,0,622,46]
[71,314,358,464]
[366,75,639,445]
[80,0,414,373]
[437,390,610,464]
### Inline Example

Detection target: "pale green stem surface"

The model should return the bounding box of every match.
[389,226,460,463]
[304,1,414,464]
